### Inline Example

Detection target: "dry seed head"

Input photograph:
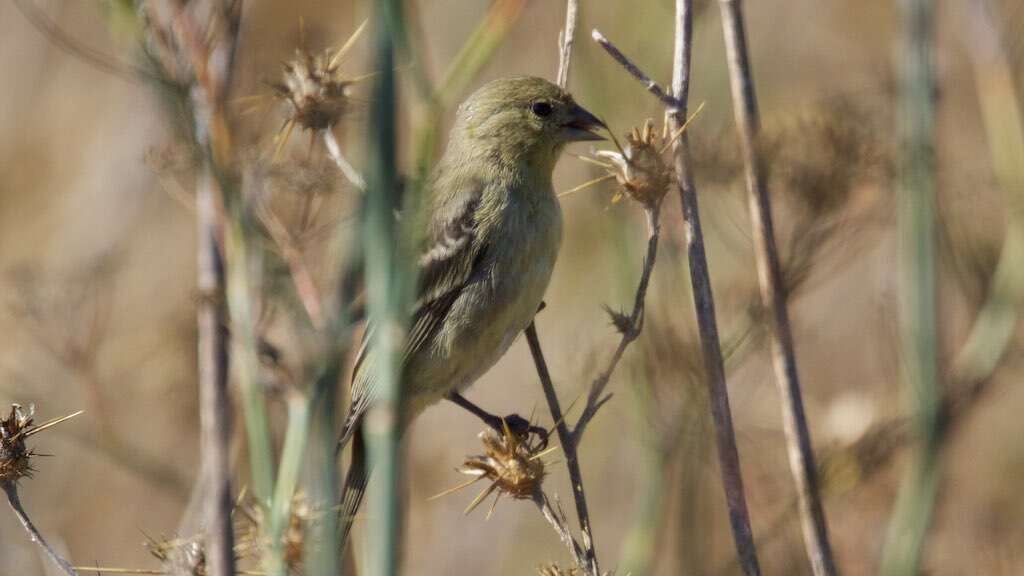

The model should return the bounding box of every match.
[0,404,34,483]
[272,20,369,139]
[234,490,311,571]
[274,49,354,132]
[567,105,703,207]
[432,420,554,517]
[146,536,207,576]
[600,118,674,208]
[462,424,546,500]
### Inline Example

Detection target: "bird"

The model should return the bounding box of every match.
[337,76,606,549]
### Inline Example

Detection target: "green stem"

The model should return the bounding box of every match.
[881,0,941,573]
[363,3,412,575]
[226,217,275,505]
[265,396,312,576]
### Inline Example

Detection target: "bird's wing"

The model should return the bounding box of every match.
[344,183,489,430]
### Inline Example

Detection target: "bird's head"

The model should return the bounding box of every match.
[449,76,606,170]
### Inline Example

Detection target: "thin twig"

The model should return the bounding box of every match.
[257,207,325,329]
[533,492,588,570]
[591,29,680,109]
[555,0,578,88]
[668,1,762,574]
[3,482,78,576]
[572,206,661,442]
[10,0,151,83]
[323,130,367,191]
[149,2,245,574]
[195,168,236,576]
[524,3,604,574]
[590,11,762,574]
[525,325,599,575]
[714,0,837,573]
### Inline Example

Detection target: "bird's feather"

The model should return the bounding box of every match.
[342,182,490,441]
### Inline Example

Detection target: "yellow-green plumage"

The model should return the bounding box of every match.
[339,76,604,544]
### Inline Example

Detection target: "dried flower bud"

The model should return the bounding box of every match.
[147,536,208,576]
[271,20,369,146]
[564,104,703,209]
[0,405,34,483]
[273,49,354,132]
[596,119,673,208]
[432,420,555,518]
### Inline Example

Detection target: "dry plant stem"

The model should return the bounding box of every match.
[591,29,680,109]
[572,207,661,442]
[196,170,236,576]
[714,1,836,574]
[3,482,77,576]
[258,209,324,329]
[521,3,599,574]
[533,492,588,570]
[555,0,578,88]
[324,129,367,191]
[525,325,598,576]
[669,1,762,573]
[152,1,244,573]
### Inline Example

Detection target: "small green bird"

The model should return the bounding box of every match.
[338,76,605,545]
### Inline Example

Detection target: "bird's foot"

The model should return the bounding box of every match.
[482,413,549,450]
[447,392,549,449]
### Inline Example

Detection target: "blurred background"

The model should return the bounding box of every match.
[1,0,1022,574]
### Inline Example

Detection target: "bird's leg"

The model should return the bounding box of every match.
[446,392,548,448]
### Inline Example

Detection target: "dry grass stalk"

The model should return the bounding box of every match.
[713,1,837,572]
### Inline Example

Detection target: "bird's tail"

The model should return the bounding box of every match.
[339,424,372,560]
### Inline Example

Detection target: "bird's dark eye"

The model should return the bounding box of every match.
[531,102,554,118]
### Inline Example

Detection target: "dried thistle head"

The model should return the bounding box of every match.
[0,405,82,485]
[234,490,311,573]
[274,49,354,132]
[146,535,207,576]
[270,20,370,154]
[598,119,673,207]
[565,104,703,209]
[431,420,556,518]
[0,405,34,483]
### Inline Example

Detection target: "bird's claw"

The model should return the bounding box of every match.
[485,413,549,450]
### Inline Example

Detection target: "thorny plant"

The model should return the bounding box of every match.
[261,20,371,191]
[2,404,83,576]
[430,419,558,519]
[80,491,315,575]
[563,105,705,209]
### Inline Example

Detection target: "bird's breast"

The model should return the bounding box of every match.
[406,190,562,413]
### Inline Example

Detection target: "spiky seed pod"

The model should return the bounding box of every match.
[273,49,354,132]
[597,119,673,208]
[232,491,311,572]
[564,104,703,208]
[0,405,33,483]
[147,537,208,576]
[432,421,555,517]
[462,423,546,501]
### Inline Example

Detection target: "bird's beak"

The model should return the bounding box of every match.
[561,103,607,142]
